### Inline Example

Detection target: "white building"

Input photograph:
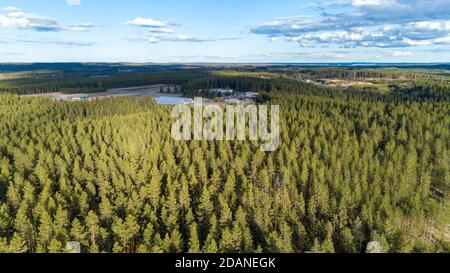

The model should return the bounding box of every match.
[225,98,242,104]
[245,92,259,98]
[209,88,234,94]
[72,94,89,101]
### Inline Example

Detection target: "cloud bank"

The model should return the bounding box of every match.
[125,16,240,43]
[250,0,450,49]
[0,7,95,32]
[0,7,62,31]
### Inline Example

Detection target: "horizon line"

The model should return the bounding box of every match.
[1,61,450,65]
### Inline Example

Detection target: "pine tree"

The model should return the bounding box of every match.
[70,219,87,247]
[338,227,356,253]
[37,211,53,252]
[48,238,63,253]
[86,211,100,247]
[8,233,28,253]
[112,215,140,253]
[219,228,234,253]
[197,186,213,232]
[188,223,201,253]
[202,233,218,253]
[53,207,69,244]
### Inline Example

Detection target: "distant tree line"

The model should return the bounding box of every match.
[0,71,209,95]
[182,75,450,102]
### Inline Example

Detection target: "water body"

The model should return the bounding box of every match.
[155,96,193,105]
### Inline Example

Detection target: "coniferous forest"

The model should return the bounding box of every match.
[0,65,449,253]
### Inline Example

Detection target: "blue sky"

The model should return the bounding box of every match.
[0,0,449,62]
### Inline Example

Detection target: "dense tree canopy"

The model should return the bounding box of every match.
[0,73,448,253]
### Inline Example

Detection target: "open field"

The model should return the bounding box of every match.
[24,84,182,100]
[91,84,182,99]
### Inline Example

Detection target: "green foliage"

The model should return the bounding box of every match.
[0,70,208,95]
[0,70,448,253]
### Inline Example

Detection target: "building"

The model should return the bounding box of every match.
[245,92,259,98]
[209,88,234,94]
[234,91,258,98]
[225,98,243,104]
[72,94,90,101]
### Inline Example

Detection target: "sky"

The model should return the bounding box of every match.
[0,0,450,63]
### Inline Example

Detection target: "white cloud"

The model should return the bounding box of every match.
[125,17,169,28]
[351,0,396,7]
[124,16,240,43]
[250,0,450,49]
[0,7,96,33]
[1,6,21,12]
[0,7,61,31]
[391,50,413,56]
[1,36,94,47]
[125,17,179,35]
[143,34,212,43]
[148,27,174,33]
[67,0,81,6]
[69,22,95,32]
[402,38,432,46]
[410,21,450,31]
[129,34,240,44]
[434,35,450,44]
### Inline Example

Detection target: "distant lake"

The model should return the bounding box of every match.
[155,96,193,105]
